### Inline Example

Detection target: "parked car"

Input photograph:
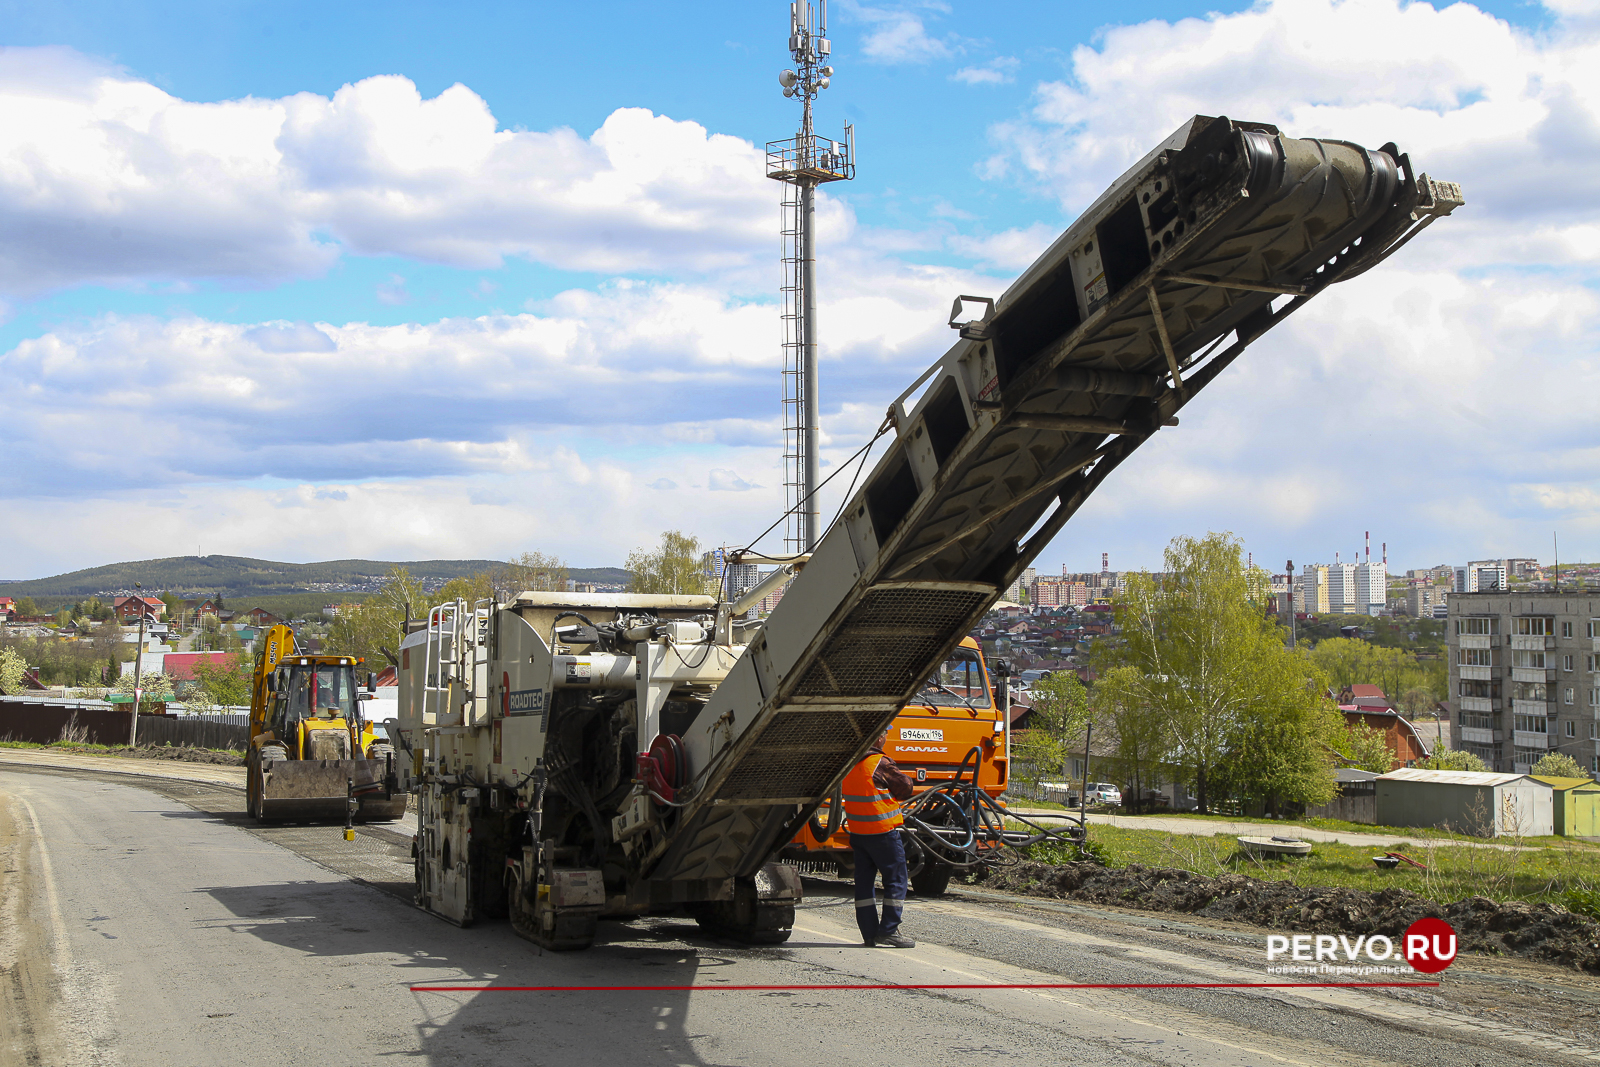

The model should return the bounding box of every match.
[1083,782,1122,807]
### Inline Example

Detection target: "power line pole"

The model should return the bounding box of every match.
[768,0,853,552]
[130,581,146,746]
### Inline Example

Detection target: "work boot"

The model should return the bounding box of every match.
[877,932,915,949]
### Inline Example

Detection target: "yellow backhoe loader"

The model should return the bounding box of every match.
[246,624,407,823]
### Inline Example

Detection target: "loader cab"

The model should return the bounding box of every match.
[268,659,359,755]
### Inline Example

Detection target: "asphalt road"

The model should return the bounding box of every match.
[3,761,1600,1067]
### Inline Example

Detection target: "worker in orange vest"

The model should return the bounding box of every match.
[842,729,916,948]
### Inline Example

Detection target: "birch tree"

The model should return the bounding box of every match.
[1096,532,1339,812]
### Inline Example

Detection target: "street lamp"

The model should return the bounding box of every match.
[130,581,146,747]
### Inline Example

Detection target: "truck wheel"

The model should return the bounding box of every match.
[911,863,952,897]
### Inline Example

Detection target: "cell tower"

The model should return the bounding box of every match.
[768,0,854,552]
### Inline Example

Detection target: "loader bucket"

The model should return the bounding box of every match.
[258,758,407,822]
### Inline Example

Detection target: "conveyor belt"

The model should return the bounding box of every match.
[649,115,1461,883]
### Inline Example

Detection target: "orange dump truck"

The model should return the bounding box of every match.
[781,637,1006,895]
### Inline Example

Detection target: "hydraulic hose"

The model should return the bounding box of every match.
[898,746,1085,871]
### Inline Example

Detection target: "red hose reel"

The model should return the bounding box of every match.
[637,733,688,803]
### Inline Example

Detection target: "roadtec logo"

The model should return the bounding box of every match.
[1265,918,1457,975]
[507,688,545,714]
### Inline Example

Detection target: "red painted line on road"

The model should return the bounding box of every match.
[410,981,1440,993]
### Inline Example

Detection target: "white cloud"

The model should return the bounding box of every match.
[956,0,1600,569]
[846,2,956,63]
[952,57,1018,86]
[0,50,779,295]
[375,274,411,306]
[0,235,997,499]
[987,0,1600,268]
[708,469,759,491]
[947,223,1057,270]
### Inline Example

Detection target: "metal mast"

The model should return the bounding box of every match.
[768,0,853,552]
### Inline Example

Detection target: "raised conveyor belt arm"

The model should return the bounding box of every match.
[647,115,1461,882]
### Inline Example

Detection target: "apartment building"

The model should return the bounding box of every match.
[1447,591,1600,775]
[1327,562,1358,614]
[1301,564,1329,613]
[1455,560,1508,593]
[1356,560,1387,616]
[1406,582,1446,618]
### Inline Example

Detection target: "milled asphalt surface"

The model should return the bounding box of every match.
[3,751,1600,1065]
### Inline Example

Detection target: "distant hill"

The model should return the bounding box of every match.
[1,556,631,600]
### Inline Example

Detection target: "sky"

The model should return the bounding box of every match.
[1,0,1597,581]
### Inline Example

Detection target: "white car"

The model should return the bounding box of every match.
[1084,783,1122,807]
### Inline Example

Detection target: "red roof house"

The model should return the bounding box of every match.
[114,596,167,622]
[159,651,237,682]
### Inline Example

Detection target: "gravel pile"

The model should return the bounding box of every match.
[983,861,1600,972]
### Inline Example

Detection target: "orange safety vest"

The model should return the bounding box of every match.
[842,753,903,834]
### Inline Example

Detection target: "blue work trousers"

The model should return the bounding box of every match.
[850,829,906,943]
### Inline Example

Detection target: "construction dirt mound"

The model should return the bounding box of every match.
[983,861,1600,973]
[64,743,245,766]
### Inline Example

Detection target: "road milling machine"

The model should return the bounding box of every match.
[247,624,407,823]
[397,115,1461,949]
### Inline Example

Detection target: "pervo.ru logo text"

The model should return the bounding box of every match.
[1265,918,1457,976]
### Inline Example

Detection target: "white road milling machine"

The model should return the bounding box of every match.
[396,115,1461,949]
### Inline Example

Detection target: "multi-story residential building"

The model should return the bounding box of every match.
[1447,591,1600,775]
[1455,560,1508,593]
[1356,560,1386,616]
[1326,562,1358,614]
[1406,582,1446,618]
[1301,564,1329,614]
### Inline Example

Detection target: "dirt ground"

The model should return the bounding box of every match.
[0,792,65,1067]
[41,744,244,766]
[983,860,1600,972]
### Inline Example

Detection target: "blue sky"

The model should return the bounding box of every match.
[1,0,1596,580]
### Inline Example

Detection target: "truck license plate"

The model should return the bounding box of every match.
[900,728,943,741]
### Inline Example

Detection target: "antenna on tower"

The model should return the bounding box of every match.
[768,0,854,553]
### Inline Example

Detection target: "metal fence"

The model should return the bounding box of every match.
[0,702,248,750]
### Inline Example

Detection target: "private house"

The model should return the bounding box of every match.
[1336,684,1432,765]
[114,596,167,623]
[241,607,284,627]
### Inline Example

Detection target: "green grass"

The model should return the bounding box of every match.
[1021,822,1600,907]
[0,739,241,755]
[1,739,116,752]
